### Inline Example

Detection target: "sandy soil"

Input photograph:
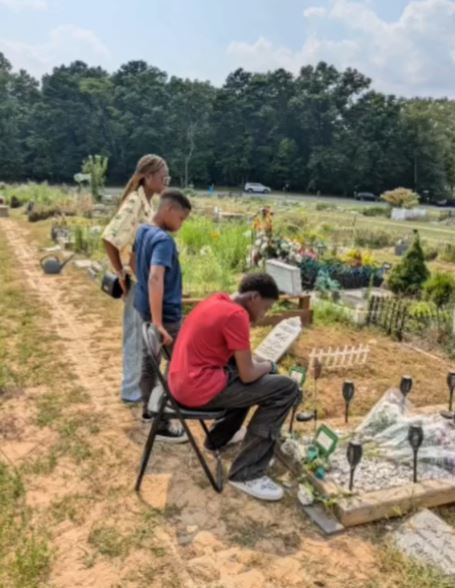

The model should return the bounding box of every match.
[0,215,452,588]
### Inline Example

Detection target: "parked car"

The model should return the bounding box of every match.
[354,191,378,201]
[244,182,272,194]
[435,198,455,207]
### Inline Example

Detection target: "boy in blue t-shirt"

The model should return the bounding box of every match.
[133,188,191,441]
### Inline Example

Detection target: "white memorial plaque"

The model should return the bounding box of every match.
[393,509,455,579]
[255,317,302,363]
[266,259,302,296]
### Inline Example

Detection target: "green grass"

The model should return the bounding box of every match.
[366,544,455,588]
[0,463,52,588]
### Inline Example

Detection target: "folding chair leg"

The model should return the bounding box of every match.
[177,418,223,493]
[135,400,166,492]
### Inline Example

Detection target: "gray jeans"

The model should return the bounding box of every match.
[121,283,143,403]
[201,370,301,482]
[140,321,181,412]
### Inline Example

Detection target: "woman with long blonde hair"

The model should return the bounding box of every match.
[102,154,170,403]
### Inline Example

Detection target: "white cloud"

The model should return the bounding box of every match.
[227,0,455,97]
[0,0,47,11]
[303,6,327,17]
[0,25,111,78]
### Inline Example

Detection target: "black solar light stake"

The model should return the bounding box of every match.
[342,381,355,424]
[312,359,322,432]
[440,371,455,419]
[447,371,455,412]
[347,441,363,491]
[408,424,424,483]
[400,375,413,399]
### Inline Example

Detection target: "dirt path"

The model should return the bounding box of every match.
[1,217,390,588]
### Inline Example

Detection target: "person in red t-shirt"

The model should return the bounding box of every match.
[169,273,301,502]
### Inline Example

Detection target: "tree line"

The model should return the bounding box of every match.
[1,52,454,200]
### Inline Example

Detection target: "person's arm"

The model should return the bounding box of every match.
[148,265,172,346]
[234,350,273,383]
[102,192,142,294]
[103,239,129,295]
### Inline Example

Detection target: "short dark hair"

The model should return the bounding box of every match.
[239,273,280,300]
[160,188,192,212]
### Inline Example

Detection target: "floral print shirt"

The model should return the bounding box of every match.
[102,186,155,262]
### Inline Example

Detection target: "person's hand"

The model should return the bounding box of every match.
[155,324,173,346]
[119,276,129,298]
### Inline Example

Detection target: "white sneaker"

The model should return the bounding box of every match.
[227,426,247,446]
[229,476,284,501]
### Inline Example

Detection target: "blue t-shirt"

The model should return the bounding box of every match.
[133,224,182,323]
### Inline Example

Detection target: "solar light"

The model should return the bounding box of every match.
[342,381,355,424]
[312,359,322,432]
[400,375,413,398]
[448,371,455,412]
[408,424,424,483]
[346,441,363,491]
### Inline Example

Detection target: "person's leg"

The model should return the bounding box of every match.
[121,283,143,403]
[202,373,301,481]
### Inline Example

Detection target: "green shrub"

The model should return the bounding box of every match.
[381,187,419,208]
[354,229,394,249]
[315,202,336,211]
[361,206,389,217]
[388,232,429,296]
[313,300,351,325]
[423,272,455,308]
[440,243,455,263]
[422,245,438,261]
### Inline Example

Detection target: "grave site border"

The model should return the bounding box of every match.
[275,443,455,528]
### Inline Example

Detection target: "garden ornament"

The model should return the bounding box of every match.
[399,375,413,401]
[40,253,75,275]
[441,370,455,419]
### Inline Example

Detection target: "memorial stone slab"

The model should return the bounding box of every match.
[266,259,302,296]
[255,317,302,362]
[0,205,9,218]
[392,509,455,579]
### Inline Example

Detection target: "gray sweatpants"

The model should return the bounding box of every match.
[201,369,301,482]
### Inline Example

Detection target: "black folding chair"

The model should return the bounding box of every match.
[135,347,227,494]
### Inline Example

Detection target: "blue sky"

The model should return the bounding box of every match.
[1,0,454,96]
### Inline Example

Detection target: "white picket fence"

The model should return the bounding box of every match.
[309,344,370,370]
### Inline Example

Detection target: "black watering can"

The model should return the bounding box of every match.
[40,253,75,275]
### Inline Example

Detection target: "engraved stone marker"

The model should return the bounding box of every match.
[393,509,455,579]
[266,259,302,296]
[255,317,302,363]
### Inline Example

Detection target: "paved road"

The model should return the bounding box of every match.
[106,186,455,210]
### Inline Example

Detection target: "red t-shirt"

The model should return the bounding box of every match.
[169,293,251,407]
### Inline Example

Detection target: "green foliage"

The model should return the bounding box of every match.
[354,229,394,249]
[361,206,389,217]
[0,463,51,587]
[423,272,455,307]
[82,154,108,202]
[314,269,340,298]
[422,245,438,261]
[313,300,351,325]
[440,243,455,263]
[388,232,430,295]
[177,216,250,296]
[381,187,419,208]
[1,51,454,197]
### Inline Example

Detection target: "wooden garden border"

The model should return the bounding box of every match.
[182,294,313,326]
[275,444,455,528]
